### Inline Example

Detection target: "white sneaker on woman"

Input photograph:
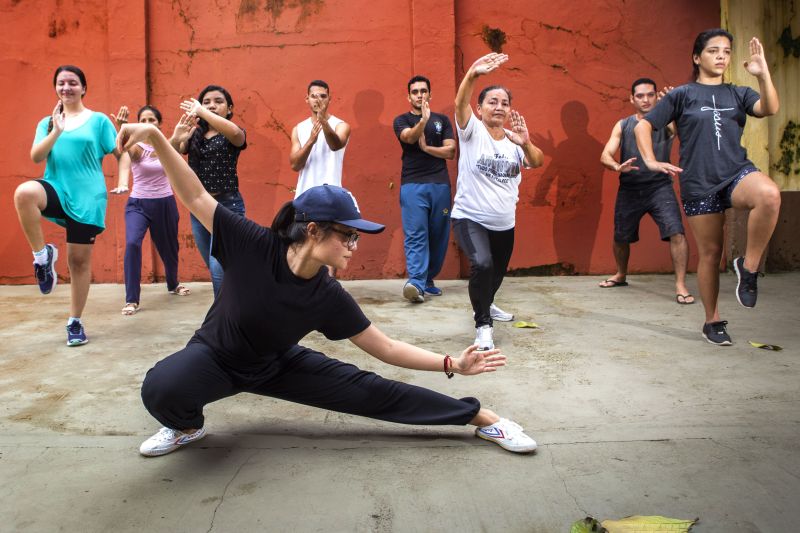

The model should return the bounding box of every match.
[474,325,494,351]
[489,303,514,321]
[139,427,207,457]
[475,418,537,453]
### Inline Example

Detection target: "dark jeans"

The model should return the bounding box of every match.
[452,218,515,327]
[124,196,180,304]
[141,341,481,431]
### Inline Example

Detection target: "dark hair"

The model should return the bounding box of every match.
[478,85,512,105]
[407,75,431,93]
[307,80,329,94]
[630,78,657,95]
[691,28,734,80]
[137,105,162,123]
[49,65,87,133]
[271,201,334,245]
[188,85,234,158]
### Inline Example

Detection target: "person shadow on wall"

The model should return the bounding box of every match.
[532,100,604,274]
[343,89,403,277]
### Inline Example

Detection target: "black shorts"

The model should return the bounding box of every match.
[38,180,104,245]
[614,182,684,243]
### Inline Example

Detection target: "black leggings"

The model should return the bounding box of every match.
[452,218,515,327]
[141,342,481,430]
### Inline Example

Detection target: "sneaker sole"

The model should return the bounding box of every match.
[702,333,732,346]
[403,284,424,303]
[39,246,58,295]
[140,429,207,457]
[733,259,755,309]
[490,314,514,322]
[475,431,537,453]
[66,338,89,347]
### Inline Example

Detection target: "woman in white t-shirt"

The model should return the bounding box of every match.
[452,53,544,351]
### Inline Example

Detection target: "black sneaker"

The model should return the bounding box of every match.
[34,244,58,294]
[733,256,758,308]
[702,320,732,346]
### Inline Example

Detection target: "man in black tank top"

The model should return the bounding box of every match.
[599,78,694,304]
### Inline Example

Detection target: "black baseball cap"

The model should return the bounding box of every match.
[293,185,385,234]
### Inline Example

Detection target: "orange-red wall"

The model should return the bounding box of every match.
[1,0,719,284]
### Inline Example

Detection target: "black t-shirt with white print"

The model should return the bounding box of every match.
[191,205,371,368]
[643,82,760,200]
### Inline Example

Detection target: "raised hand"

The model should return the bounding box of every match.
[315,98,330,123]
[420,100,431,123]
[172,113,197,144]
[744,37,768,78]
[455,345,507,375]
[617,157,640,173]
[179,98,203,116]
[110,105,130,128]
[505,110,530,146]
[657,86,674,100]
[117,123,157,153]
[51,101,65,134]
[469,53,509,76]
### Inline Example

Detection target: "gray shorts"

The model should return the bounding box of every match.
[614,182,684,243]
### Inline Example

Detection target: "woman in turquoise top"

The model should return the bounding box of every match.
[14,65,125,346]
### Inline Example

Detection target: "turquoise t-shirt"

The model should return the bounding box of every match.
[34,112,117,229]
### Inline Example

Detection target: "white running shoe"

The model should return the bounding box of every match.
[474,325,494,351]
[490,303,514,322]
[139,427,207,457]
[403,282,424,303]
[475,418,537,453]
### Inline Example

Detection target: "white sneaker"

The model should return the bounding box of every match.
[403,282,424,303]
[475,418,537,453]
[490,303,514,322]
[139,427,207,457]
[474,325,494,351]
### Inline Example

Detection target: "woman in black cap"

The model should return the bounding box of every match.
[117,120,538,456]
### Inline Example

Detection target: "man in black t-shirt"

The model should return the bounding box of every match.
[599,78,693,304]
[392,75,456,303]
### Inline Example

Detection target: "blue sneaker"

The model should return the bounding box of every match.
[34,244,58,294]
[66,320,88,346]
[424,284,442,296]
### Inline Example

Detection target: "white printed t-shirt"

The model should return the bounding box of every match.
[294,115,347,198]
[451,113,524,231]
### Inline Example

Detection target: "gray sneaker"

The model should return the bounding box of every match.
[403,282,424,303]
[702,320,732,346]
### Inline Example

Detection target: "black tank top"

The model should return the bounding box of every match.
[619,114,673,189]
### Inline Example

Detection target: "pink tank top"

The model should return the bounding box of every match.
[130,143,174,199]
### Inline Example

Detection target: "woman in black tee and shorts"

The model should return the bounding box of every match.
[636,29,781,346]
[116,120,538,456]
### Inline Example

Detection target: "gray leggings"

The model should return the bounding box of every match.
[452,218,515,327]
[141,341,481,430]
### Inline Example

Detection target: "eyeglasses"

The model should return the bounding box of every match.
[330,227,360,249]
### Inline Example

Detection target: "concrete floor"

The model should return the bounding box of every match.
[0,273,798,533]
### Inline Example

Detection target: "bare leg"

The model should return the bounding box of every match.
[686,214,725,323]
[469,407,500,426]
[13,181,48,251]
[730,171,781,272]
[599,241,629,286]
[669,233,691,297]
[67,244,93,318]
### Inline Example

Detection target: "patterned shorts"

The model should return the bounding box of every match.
[682,167,758,216]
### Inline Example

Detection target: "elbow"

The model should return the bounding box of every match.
[445,151,456,160]
[30,151,43,164]
[290,161,303,172]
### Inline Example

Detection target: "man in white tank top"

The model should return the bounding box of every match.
[290,80,351,198]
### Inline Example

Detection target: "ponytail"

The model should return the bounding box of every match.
[271,201,333,244]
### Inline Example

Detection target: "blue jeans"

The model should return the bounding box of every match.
[190,191,245,298]
[400,183,451,290]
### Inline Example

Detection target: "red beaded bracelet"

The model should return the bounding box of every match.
[443,354,454,379]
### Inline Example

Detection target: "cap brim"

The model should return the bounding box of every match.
[337,218,385,234]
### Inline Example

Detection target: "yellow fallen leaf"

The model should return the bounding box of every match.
[748,341,783,351]
[512,321,539,328]
[601,515,698,532]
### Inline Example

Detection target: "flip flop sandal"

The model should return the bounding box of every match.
[121,302,139,315]
[676,293,695,304]
[170,284,191,296]
[600,279,628,288]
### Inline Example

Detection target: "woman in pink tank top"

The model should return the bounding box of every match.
[111,106,190,315]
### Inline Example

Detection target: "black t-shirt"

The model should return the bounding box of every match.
[392,111,454,185]
[192,205,371,367]
[188,131,247,195]
[644,82,759,200]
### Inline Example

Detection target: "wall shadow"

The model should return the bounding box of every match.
[532,101,604,274]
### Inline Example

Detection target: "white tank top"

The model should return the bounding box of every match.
[294,115,347,197]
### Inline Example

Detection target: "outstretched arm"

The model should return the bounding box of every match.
[745,37,779,117]
[455,53,508,129]
[350,324,506,376]
[117,123,218,231]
